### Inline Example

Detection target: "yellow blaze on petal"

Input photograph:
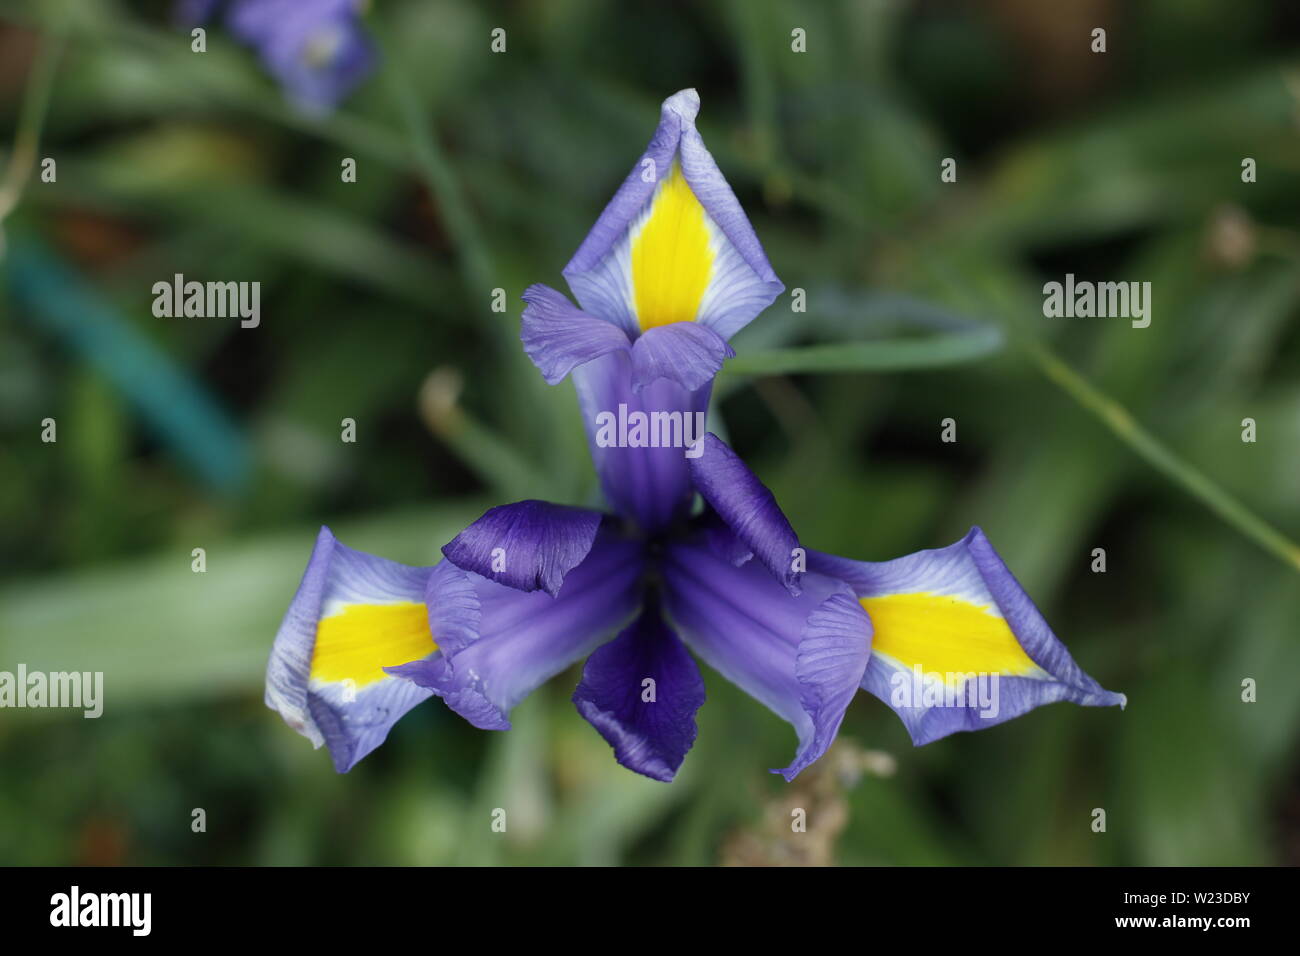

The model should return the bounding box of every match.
[310,602,437,688]
[860,592,1042,685]
[631,162,714,331]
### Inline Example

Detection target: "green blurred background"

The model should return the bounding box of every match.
[1,0,1297,865]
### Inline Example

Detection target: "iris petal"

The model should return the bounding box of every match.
[562,89,783,342]
[688,433,803,594]
[573,598,706,782]
[422,559,481,658]
[571,350,709,533]
[520,284,630,385]
[661,532,870,781]
[521,291,715,533]
[441,499,605,597]
[389,527,646,730]
[630,322,734,393]
[809,527,1126,745]
[265,527,441,772]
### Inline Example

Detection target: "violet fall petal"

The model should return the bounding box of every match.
[389,526,646,731]
[265,527,439,772]
[809,527,1127,745]
[661,531,870,780]
[573,599,706,782]
[441,499,605,597]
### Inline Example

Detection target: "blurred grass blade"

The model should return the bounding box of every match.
[725,322,1003,375]
[6,235,252,493]
[418,368,564,503]
[49,159,447,309]
[0,17,64,226]
[372,27,496,306]
[75,13,410,168]
[371,21,581,477]
[1027,341,1300,575]
[0,503,488,711]
[725,290,1006,377]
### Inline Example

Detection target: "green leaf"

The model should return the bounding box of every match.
[0,503,488,713]
[724,323,1003,376]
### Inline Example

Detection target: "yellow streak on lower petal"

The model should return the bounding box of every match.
[860,592,1041,683]
[632,162,713,331]
[310,602,436,688]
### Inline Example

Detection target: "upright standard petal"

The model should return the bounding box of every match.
[389,526,646,730]
[562,89,784,343]
[265,527,444,772]
[441,499,605,597]
[572,350,710,533]
[688,433,803,595]
[573,598,706,782]
[661,532,871,781]
[809,528,1127,745]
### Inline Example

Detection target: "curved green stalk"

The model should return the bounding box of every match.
[1025,340,1300,575]
[0,26,65,228]
[724,323,1004,376]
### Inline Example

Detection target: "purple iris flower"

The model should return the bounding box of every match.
[266,90,1125,782]
[178,0,374,113]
